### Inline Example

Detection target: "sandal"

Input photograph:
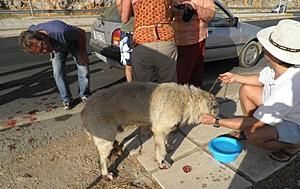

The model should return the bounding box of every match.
[218,130,246,141]
[269,149,299,162]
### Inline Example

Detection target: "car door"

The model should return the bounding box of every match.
[205,3,241,62]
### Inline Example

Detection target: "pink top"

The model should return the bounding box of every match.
[172,0,215,46]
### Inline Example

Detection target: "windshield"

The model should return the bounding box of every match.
[97,4,121,22]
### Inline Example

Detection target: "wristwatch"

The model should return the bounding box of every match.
[213,116,220,128]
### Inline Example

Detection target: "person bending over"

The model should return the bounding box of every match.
[19,20,90,110]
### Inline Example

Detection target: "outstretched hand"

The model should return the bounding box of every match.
[200,114,216,125]
[218,72,235,84]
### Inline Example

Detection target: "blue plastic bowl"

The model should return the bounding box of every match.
[208,136,242,163]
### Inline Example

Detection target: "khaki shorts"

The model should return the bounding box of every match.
[132,41,177,83]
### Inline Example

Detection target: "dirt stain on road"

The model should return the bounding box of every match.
[54,114,73,122]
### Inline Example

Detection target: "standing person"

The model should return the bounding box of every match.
[19,20,90,110]
[116,0,134,82]
[201,20,300,162]
[173,0,215,88]
[122,0,178,83]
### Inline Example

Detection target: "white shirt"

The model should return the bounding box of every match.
[253,66,300,126]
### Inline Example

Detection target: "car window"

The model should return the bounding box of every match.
[208,4,231,27]
[97,4,121,22]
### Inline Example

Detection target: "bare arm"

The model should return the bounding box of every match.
[195,0,215,22]
[201,115,265,130]
[121,0,132,24]
[219,72,263,86]
[116,0,122,15]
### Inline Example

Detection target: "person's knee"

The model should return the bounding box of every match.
[239,84,253,98]
[78,68,89,77]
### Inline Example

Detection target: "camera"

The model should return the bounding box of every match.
[182,7,195,22]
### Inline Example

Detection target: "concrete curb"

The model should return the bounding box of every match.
[0,103,84,131]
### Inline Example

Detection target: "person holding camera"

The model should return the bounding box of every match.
[173,0,215,88]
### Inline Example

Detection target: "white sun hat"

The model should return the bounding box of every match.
[257,19,300,65]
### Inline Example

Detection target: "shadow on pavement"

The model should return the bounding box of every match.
[0,60,101,107]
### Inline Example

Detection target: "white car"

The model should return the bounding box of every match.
[90,0,262,68]
[271,4,288,13]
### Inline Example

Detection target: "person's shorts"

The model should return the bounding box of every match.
[120,31,133,66]
[276,120,300,144]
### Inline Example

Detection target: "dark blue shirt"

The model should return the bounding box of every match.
[29,20,80,52]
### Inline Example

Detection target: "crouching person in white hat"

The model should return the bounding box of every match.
[201,19,300,162]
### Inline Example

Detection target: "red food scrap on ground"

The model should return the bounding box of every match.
[23,111,38,123]
[4,119,17,128]
[182,165,192,173]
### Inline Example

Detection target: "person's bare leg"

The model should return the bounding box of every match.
[239,84,263,116]
[245,125,300,152]
[239,84,300,157]
[125,65,133,82]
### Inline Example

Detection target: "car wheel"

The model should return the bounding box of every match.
[239,41,261,68]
